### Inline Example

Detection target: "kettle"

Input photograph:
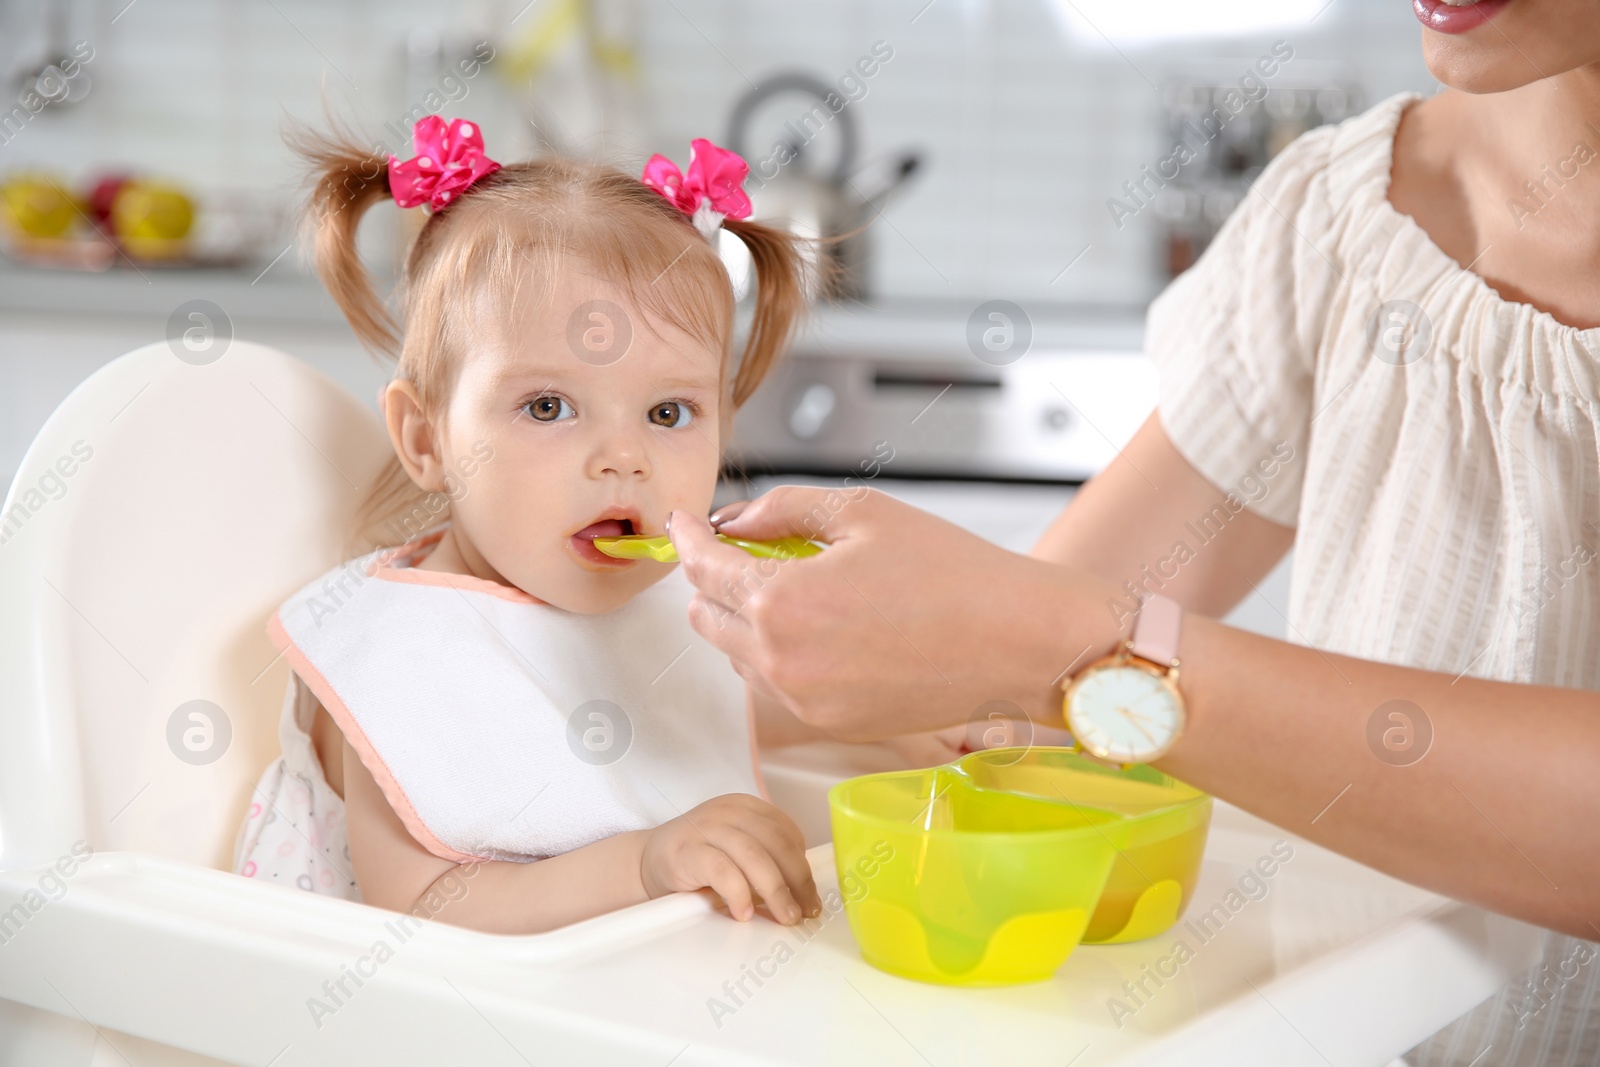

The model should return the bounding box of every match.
[727,72,919,302]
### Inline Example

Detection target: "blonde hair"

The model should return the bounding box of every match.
[287,121,808,549]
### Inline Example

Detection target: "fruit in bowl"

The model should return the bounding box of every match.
[110,179,195,259]
[86,174,132,230]
[0,175,79,239]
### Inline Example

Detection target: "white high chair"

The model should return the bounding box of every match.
[0,341,1547,1066]
[0,337,859,1066]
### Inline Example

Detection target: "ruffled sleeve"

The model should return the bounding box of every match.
[1143,119,1347,527]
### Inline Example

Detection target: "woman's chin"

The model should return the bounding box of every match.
[1419,1,1589,95]
[1421,40,1539,95]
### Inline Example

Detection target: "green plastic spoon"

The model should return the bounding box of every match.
[591,534,821,564]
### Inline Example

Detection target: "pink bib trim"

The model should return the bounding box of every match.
[267,611,483,865]
[372,530,543,605]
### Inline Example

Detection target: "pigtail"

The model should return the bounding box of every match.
[285,121,419,555]
[284,120,401,357]
[721,217,808,408]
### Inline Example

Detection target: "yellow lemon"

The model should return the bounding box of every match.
[112,179,194,258]
[0,175,79,239]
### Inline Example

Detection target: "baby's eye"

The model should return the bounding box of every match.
[525,395,574,423]
[648,401,694,428]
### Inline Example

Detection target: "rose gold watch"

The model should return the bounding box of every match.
[1061,593,1185,765]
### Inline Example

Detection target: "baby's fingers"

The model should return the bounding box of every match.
[721,831,809,925]
[698,849,756,921]
[761,834,821,920]
[735,808,822,918]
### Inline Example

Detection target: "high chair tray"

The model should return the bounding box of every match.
[0,793,1542,1067]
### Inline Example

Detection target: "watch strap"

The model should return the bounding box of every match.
[1129,593,1181,667]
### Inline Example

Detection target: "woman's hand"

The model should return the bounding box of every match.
[880,724,971,768]
[669,487,1125,741]
[639,793,821,924]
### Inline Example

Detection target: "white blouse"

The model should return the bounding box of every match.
[1148,91,1600,691]
[1145,94,1599,1066]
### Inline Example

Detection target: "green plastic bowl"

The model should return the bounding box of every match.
[951,748,1212,945]
[828,747,1211,986]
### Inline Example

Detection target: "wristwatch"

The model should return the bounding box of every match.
[1062,593,1186,765]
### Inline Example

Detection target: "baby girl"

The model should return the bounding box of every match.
[232,117,839,932]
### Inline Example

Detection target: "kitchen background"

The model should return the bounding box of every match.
[0,0,1440,637]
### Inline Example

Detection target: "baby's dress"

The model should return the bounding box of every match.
[234,529,764,897]
[234,672,358,899]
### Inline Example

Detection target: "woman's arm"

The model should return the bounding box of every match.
[1032,413,1296,618]
[1037,417,1600,934]
[1170,613,1600,940]
[669,469,1600,938]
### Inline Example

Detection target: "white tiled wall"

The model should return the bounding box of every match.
[1,0,1435,305]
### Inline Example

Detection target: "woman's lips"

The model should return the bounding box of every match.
[569,518,636,567]
[1412,0,1511,34]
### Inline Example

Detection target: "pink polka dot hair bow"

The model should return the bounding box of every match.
[641,138,752,241]
[388,116,501,212]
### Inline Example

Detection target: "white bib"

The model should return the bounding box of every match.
[269,532,763,863]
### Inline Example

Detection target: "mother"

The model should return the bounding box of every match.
[671,0,1600,1061]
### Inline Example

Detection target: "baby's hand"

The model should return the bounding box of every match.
[640,794,821,924]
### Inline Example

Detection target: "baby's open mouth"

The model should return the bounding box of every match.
[570,517,639,567]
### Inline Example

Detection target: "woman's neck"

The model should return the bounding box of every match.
[1390,67,1600,329]
[1477,66,1600,199]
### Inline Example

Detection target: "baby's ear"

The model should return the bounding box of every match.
[383,380,449,493]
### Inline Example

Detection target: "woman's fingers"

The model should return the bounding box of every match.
[709,483,877,544]
[685,590,767,675]
[670,510,767,616]
[678,483,1122,742]
[708,499,749,528]
[685,586,752,636]
[881,726,969,768]
[675,510,796,671]
[720,650,791,706]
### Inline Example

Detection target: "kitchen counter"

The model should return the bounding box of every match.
[790,298,1146,360]
[0,260,1147,354]
[0,259,351,328]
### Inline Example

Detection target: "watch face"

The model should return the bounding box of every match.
[1067,664,1184,763]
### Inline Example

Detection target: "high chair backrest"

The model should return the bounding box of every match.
[0,341,391,872]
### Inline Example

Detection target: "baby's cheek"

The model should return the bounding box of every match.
[504,489,567,553]
[455,470,567,573]
[655,441,721,515]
